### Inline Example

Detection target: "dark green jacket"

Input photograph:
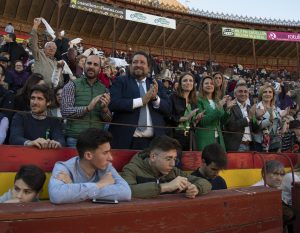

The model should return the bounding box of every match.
[66,77,106,138]
[121,152,212,198]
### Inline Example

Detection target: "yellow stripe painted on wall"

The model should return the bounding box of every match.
[219,169,262,188]
[0,169,261,199]
[1,168,290,200]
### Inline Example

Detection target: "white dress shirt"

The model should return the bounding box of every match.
[132,78,160,137]
[237,101,252,142]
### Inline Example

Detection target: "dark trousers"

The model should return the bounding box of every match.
[130,137,153,150]
[174,130,190,151]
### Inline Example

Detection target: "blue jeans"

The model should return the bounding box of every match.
[66,137,77,148]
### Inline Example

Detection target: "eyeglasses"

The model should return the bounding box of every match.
[153,153,179,164]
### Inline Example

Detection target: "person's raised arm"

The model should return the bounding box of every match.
[30,18,42,59]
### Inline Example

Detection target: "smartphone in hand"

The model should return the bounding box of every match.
[92,198,119,204]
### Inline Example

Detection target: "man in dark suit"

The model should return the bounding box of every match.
[109,51,171,149]
[223,83,253,151]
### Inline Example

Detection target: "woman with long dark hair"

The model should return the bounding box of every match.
[167,73,203,150]
[277,84,294,110]
[213,72,226,99]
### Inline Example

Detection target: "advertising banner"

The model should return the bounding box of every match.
[70,0,125,19]
[267,31,300,42]
[222,27,267,40]
[125,9,176,29]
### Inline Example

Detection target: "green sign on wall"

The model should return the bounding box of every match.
[222,27,267,40]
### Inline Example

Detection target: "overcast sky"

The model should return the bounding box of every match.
[178,0,300,21]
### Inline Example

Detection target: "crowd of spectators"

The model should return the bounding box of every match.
[0,19,300,154]
[1,20,300,232]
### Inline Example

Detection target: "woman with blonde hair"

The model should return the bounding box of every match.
[251,84,288,152]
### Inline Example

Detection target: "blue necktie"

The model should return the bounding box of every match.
[137,81,147,131]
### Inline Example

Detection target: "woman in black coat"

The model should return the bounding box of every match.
[167,72,203,151]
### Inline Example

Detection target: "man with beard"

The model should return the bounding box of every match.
[109,51,171,149]
[9,84,65,148]
[61,55,111,147]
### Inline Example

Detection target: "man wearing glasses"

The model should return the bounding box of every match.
[122,135,212,198]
